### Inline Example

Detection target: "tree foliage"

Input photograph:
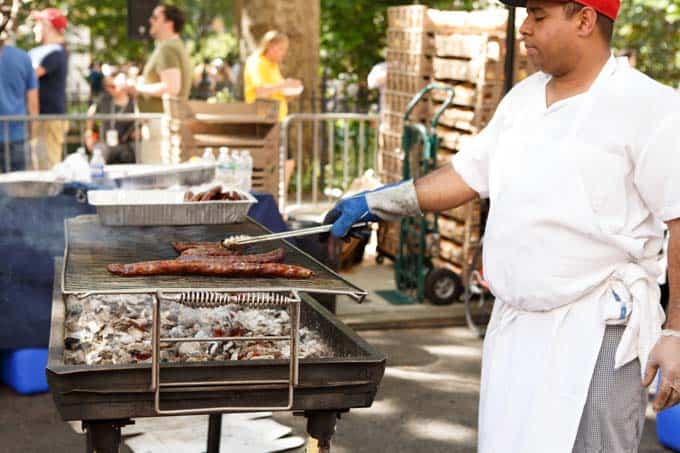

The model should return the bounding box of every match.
[320,0,478,81]
[11,0,237,66]
[7,0,679,88]
[320,0,680,88]
[613,0,680,86]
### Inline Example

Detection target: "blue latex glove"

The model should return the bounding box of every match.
[324,192,381,239]
[324,181,410,238]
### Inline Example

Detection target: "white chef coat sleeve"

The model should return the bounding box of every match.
[450,99,507,199]
[633,109,680,221]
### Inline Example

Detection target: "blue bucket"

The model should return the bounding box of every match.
[0,348,49,395]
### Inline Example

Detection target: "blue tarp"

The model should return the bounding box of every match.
[0,189,286,349]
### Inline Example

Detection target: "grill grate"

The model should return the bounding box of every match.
[62,215,366,301]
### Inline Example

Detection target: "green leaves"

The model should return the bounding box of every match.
[614,0,680,86]
[321,0,467,81]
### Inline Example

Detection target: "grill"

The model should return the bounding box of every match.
[48,216,385,452]
[62,215,366,300]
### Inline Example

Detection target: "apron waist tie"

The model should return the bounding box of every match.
[613,261,666,377]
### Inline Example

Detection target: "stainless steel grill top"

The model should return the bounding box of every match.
[62,215,367,301]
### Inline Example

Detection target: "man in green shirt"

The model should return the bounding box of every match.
[133,3,192,113]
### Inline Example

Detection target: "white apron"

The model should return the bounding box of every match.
[476,57,666,453]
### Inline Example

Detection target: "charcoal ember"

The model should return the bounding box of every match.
[63,294,333,366]
[64,336,80,350]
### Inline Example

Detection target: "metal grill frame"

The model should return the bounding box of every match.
[61,215,367,302]
[151,290,302,415]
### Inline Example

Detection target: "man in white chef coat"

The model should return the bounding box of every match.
[326,0,680,451]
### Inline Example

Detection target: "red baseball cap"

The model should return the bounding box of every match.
[498,0,620,20]
[31,8,68,32]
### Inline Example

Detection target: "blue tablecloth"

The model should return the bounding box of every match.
[0,190,285,349]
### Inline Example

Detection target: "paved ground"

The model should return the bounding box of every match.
[0,326,671,452]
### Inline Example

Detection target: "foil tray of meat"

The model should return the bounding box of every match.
[87,188,257,226]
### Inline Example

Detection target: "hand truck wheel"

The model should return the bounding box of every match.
[425,267,463,305]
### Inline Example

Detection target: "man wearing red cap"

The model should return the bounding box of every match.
[28,8,69,170]
[327,1,680,451]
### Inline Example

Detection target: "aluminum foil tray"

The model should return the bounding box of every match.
[88,189,257,226]
[106,163,216,189]
[0,171,64,198]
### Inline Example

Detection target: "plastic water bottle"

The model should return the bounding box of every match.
[241,150,253,192]
[227,149,238,188]
[233,150,245,190]
[90,145,106,186]
[216,147,231,186]
[202,147,215,164]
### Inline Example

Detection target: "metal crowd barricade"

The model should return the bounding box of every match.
[0,113,165,172]
[279,112,380,214]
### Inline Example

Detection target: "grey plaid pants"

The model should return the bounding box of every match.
[572,326,647,453]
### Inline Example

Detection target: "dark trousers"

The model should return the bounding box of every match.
[0,141,27,172]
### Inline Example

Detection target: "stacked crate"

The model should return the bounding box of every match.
[426,13,507,278]
[377,5,435,259]
[378,7,526,280]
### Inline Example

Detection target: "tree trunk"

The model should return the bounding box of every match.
[234,0,320,114]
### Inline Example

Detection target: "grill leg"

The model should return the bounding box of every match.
[82,419,132,453]
[305,411,339,453]
[206,413,222,453]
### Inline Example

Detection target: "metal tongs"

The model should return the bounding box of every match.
[222,222,369,250]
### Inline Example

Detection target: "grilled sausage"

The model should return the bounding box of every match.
[107,261,314,278]
[183,191,194,202]
[181,246,253,257]
[172,242,233,253]
[200,185,222,201]
[178,248,285,263]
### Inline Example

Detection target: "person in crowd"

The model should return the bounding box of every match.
[212,58,233,94]
[244,30,302,122]
[192,57,215,100]
[227,52,243,100]
[85,71,137,164]
[618,48,637,67]
[326,1,680,452]
[0,33,38,172]
[87,61,104,101]
[131,3,192,163]
[132,3,192,113]
[28,8,69,170]
[244,31,302,189]
[367,61,387,112]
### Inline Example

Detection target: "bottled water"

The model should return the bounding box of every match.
[241,150,253,192]
[202,147,215,164]
[90,146,106,186]
[233,150,245,190]
[227,149,238,188]
[216,147,231,186]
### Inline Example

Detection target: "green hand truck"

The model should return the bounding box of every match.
[394,84,464,305]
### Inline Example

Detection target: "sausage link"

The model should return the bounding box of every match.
[178,248,284,263]
[107,260,314,278]
[172,241,227,253]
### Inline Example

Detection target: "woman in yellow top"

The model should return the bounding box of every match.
[244,31,302,122]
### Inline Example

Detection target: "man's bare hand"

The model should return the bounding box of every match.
[642,335,680,411]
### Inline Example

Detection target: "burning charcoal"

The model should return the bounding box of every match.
[168,326,188,338]
[165,312,179,323]
[63,294,333,365]
[195,329,211,339]
[64,336,81,350]
[207,342,221,356]
[178,342,202,357]
[66,303,83,318]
